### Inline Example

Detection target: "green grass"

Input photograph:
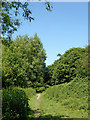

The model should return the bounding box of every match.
[28,77,88,119]
[12,77,88,119]
[44,77,88,117]
[29,93,88,119]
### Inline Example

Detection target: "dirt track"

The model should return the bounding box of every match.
[36,94,41,100]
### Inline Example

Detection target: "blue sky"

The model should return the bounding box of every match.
[13,2,88,66]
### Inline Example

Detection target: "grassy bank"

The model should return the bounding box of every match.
[3,77,88,119]
[45,77,88,113]
[28,77,88,119]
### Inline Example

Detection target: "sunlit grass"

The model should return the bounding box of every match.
[28,77,88,119]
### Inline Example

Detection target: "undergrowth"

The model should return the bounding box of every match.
[45,77,88,112]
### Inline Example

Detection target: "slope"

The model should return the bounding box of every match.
[29,77,88,119]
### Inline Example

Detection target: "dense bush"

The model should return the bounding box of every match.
[2,88,30,120]
[36,86,46,93]
[15,87,36,98]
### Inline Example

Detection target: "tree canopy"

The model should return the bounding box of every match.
[1,2,53,41]
[2,35,88,91]
[47,47,88,85]
[2,34,46,89]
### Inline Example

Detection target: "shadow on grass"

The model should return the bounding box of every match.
[29,114,88,120]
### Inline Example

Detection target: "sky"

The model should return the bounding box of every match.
[13,2,88,66]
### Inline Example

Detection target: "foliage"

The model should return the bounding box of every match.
[36,86,46,93]
[44,65,55,86]
[1,2,33,40]
[2,88,30,120]
[15,87,36,99]
[45,77,88,112]
[47,47,88,85]
[1,2,53,41]
[29,76,88,118]
[2,34,46,89]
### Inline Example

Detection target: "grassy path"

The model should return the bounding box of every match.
[29,93,88,119]
[29,93,42,118]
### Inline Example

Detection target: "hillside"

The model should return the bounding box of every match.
[45,77,88,111]
[29,77,88,119]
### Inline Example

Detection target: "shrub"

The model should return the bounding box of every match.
[13,87,36,99]
[36,87,46,93]
[2,88,30,120]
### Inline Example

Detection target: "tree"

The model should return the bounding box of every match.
[47,47,88,85]
[1,1,53,41]
[57,53,62,57]
[2,34,46,88]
